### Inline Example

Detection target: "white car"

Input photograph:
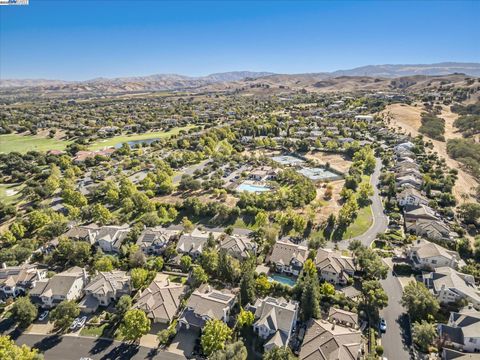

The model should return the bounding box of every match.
[77,316,87,328]
[70,317,80,330]
[38,310,49,321]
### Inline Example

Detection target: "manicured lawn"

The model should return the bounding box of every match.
[0,134,71,154]
[80,323,109,337]
[0,183,23,205]
[168,275,187,284]
[87,125,195,150]
[342,205,373,239]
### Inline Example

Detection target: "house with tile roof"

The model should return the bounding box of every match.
[268,240,308,276]
[0,264,47,297]
[82,270,131,310]
[219,234,256,260]
[423,267,480,309]
[95,224,130,253]
[439,306,480,354]
[407,239,461,270]
[178,284,236,330]
[328,307,359,329]
[406,219,453,242]
[314,249,355,285]
[299,318,363,360]
[249,297,299,351]
[30,266,88,308]
[134,273,186,324]
[136,227,180,256]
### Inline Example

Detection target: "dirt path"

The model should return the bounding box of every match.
[381,103,478,203]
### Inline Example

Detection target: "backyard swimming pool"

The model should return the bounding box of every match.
[297,167,341,181]
[236,182,271,193]
[268,274,297,287]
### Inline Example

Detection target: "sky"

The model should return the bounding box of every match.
[1,0,479,80]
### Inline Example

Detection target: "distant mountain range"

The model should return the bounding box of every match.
[1,63,478,94]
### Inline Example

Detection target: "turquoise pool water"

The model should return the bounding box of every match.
[236,183,271,193]
[268,274,297,287]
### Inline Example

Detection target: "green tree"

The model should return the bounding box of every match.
[354,246,388,280]
[93,255,114,272]
[412,320,437,352]
[263,346,296,360]
[239,258,256,306]
[180,255,192,272]
[200,319,233,356]
[10,222,26,239]
[181,217,194,232]
[0,335,43,360]
[401,281,439,322]
[210,341,247,360]
[50,300,80,330]
[357,182,374,207]
[91,204,113,225]
[255,274,272,297]
[130,268,151,289]
[116,295,132,315]
[300,273,320,321]
[458,203,480,225]
[361,280,388,318]
[11,297,38,328]
[119,309,151,342]
[236,308,254,328]
[255,211,269,228]
[200,248,219,275]
[191,266,208,288]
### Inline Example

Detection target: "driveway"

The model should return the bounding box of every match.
[168,327,199,358]
[379,266,412,360]
[172,159,212,184]
[327,157,389,250]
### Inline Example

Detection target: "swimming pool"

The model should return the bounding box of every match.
[297,167,341,181]
[268,274,297,287]
[236,182,271,193]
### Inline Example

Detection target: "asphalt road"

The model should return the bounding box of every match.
[14,334,185,360]
[172,159,212,184]
[379,268,412,360]
[327,157,389,250]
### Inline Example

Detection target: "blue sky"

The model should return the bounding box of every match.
[1,0,479,80]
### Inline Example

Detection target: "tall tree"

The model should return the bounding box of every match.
[210,341,247,360]
[401,281,439,322]
[50,300,79,331]
[201,319,233,356]
[11,297,38,328]
[0,335,43,360]
[119,309,151,342]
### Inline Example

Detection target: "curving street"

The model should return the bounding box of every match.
[327,157,389,250]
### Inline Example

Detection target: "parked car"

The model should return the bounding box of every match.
[38,311,49,321]
[70,317,80,330]
[379,318,387,332]
[77,316,87,328]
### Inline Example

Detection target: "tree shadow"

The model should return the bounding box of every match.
[90,336,115,355]
[33,334,62,352]
[99,342,140,360]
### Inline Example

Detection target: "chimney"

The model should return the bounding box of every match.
[82,268,88,283]
[2,263,6,269]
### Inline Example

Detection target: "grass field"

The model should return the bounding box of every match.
[87,125,195,150]
[342,205,373,239]
[0,134,71,154]
[0,183,23,205]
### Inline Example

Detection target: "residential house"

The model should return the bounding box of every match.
[328,307,359,329]
[30,266,88,308]
[407,239,461,270]
[178,284,236,330]
[404,204,439,223]
[134,274,186,324]
[439,306,480,354]
[354,115,374,122]
[0,264,47,297]
[406,219,453,242]
[64,224,99,245]
[82,271,131,312]
[423,267,480,309]
[95,225,130,253]
[396,174,423,190]
[249,297,299,351]
[136,227,180,255]
[397,188,429,207]
[176,228,222,259]
[219,234,256,260]
[314,249,355,285]
[268,240,308,276]
[299,319,363,360]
